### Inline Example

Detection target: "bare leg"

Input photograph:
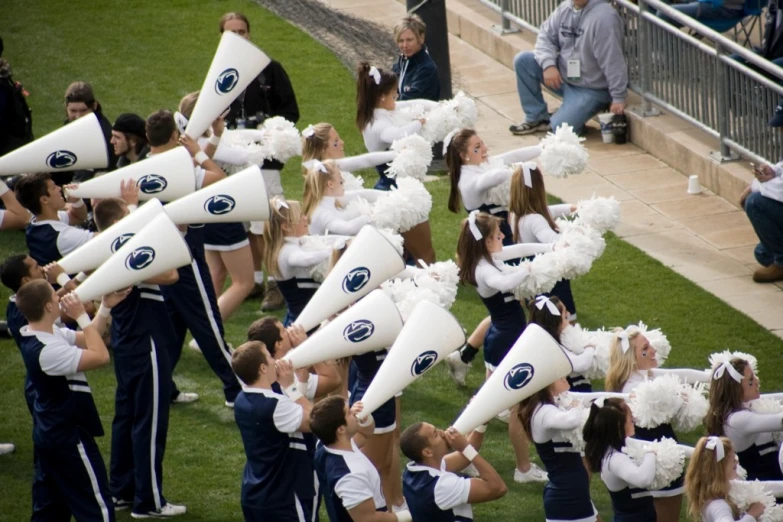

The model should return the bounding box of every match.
[216,245,255,320]
[360,432,402,507]
[389,397,404,508]
[205,250,227,297]
[509,403,531,472]
[653,495,682,522]
[249,233,264,272]
[400,221,435,264]
[467,316,491,350]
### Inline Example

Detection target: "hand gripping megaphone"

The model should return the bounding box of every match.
[57,199,166,276]
[185,31,271,138]
[75,213,192,302]
[452,324,573,434]
[357,301,466,420]
[163,165,269,225]
[283,289,403,369]
[0,113,108,176]
[66,148,195,201]
[294,226,405,332]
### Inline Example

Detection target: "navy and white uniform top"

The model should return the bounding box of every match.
[515,204,572,244]
[26,210,93,266]
[403,459,473,522]
[532,403,584,455]
[276,237,331,322]
[18,325,104,448]
[361,99,439,153]
[600,446,656,517]
[315,439,387,522]
[233,387,315,510]
[110,284,168,356]
[724,404,783,481]
[702,499,759,522]
[459,146,542,213]
[308,190,382,237]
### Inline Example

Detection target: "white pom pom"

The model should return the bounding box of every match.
[376,228,404,256]
[371,178,432,233]
[387,135,433,180]
[629,374,683,428]
[623,437,685,490]
[560,324,588,355]
[709,350,759,376]
[261,117,302,162]
[341,171,365,191]
[576,196,621,234]
[342,196,374,221]
[749,397,783,445]
[730,480,781,521]
[217,130,269,173]
[382,277,443,321]
[582,328,613,379]
[453,91,478,128]
[299,235,333,282]
[555,392,590,452]
[673,382,708,432]
[633,321,672,366]
[414,260,460,310]
[539,123,589,178]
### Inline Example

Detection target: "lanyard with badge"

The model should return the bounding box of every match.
[566,7,584,81]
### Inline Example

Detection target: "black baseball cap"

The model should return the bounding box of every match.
[770,102,783,128]
[113,113,147,139]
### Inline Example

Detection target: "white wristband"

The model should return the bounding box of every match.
[461,444,478,462]
[358,414,374,427]
[0,180,8,196]
[98,304,112,318]
[75,272,87,283]
[127,204,138,213]
[76,313,91,330]
[71,199,85,208]
[394,510,412,522]
[194,151,209,166]
[208,134,221,146]
[284,384,304,402]
[56,273,72,287]
[474,424,488,434]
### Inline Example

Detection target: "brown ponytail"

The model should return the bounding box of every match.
[355,62,399,131]
[445,128,478,213]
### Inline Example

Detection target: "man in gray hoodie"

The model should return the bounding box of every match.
[509,0,628,136]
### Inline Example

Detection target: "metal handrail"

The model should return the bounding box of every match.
[475,0,783,164]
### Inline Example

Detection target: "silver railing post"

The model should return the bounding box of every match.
[492,0,521,35]
[636,0,659,117]
[713,42,739,162]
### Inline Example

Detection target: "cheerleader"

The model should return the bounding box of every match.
[518,377,598,522]
[262,196,337,327]
[444,128,541,386]
[705,357,783,481]
[606,328,711,522]
[528,295,595,392]
[455,211,547,483]
[685,436,766,522]
[177,93,254,321]
[584,398,657,522]
[355,62,436,264]
[508,164,578,321]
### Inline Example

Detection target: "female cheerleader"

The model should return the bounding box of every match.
[443,128,542,386]
[606,328,711,522]
[518,377,598,522]
[528,295,595,392]
[705,357,783,481]
[508,164,578,321]
[455,211,548,483]
[685,436,766,522]
[355,62,436,264]
[262,196,337,326]
[584,398,657,521]
[177,93,254,321]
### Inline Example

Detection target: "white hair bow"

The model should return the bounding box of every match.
[521,161,537,188]
[302,125,315,139]
[468,210,482,241]
[174,111,189,135]
[617,330,631,353]
[368,66,381,85]
[713,360,743,383]
[303,159,328,174]
[705,436,725,461]
[593,396,606,409]
[535,295,560,316]
[274,198,289,211]
[442,128,460,155]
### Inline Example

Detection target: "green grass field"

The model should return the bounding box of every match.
[1,1,781,520]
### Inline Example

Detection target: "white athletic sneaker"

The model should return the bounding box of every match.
[131,503,187,518]
[445,351,470,387]
[0,443,15,455]
[113,498,133,511]
[225,401,235,409]
[514,463,548,483]
[172,392,199,404]
[188,339,201,352]
[495,409,511,424]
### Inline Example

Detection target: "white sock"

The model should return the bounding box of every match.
[254,271,264,284]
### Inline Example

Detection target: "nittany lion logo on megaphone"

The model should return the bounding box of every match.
[124,247,156,271]
[503,363,535,391]
[46,150,77,169]
[410,350,439,377]
[342,320,375,344]
[341,267,371,293]
[204,195,236,216]
[136,174,168,194]
[110,233,134,253]
[215,68,240,95]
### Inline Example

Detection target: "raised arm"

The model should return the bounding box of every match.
[609,450,656,489]
[492,145,543,165]
[377,119,423,144]
[286,248,332,269]
[336,151,397,172]
[493,242,553,262]
[323,214,372,236]
[478,262,529,294]
[567,347,595,375]
[540,404,583,431]
[651,368,711,384]
[728,410,783,436]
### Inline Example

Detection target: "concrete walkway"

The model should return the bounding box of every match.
[316,0,783,336]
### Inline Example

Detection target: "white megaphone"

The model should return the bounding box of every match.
[75,213,192,303]
[67,148,195,201]
[57,199,166,276]
[452,324,573,434]
[283,290,403,369]
[294,226,405,332]
[163,165,269,224]
[185,31,271,138]
[357,301,465,420]
[0,113,109,176]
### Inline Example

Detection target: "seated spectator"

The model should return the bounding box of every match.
[732,0,783,79]
[111,113,149,167]
[659,0,745,29]
[739,103,783,283]
[510,0,627,137]
[392,14,440,102]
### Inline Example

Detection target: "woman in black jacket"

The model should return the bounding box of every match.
[392,15,441,102]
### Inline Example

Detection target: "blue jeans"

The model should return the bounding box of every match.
[660,2,744,28]
[745,191,783,266]
[513,51,612,135]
